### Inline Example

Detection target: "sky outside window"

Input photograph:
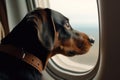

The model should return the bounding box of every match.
[49,0,99,68]
[49,0,98,28]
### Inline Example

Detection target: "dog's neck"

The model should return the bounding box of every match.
[1,25,52,69]
[1,40,51,70]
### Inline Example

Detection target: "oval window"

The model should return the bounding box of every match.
[49,0,99,73]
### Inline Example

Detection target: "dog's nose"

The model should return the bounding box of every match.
[88,36,95,45]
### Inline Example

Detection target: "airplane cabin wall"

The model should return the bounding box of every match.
[94,0,120,80]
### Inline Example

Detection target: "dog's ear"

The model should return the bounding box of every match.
[27,8,56,51]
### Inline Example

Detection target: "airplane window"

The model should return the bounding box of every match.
[49,0,99,73]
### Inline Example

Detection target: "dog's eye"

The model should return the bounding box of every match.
[64,22,71,30]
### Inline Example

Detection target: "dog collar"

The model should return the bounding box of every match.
[0,45,43,73]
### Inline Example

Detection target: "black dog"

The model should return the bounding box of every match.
[0,8,94,80]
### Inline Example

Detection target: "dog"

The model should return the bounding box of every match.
[0,8,94,80]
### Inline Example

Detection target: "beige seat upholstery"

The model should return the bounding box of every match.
[0,21,5,42]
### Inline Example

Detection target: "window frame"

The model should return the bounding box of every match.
[46,53,100,80]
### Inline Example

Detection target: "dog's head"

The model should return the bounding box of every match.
[26,8,94,57]
[50,9,94,56]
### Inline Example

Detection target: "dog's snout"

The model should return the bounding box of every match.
[88,36,95,45]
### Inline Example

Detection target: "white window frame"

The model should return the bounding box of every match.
[46,54,100,80]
